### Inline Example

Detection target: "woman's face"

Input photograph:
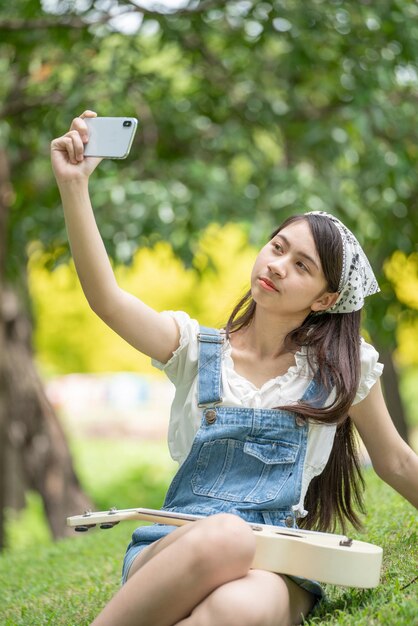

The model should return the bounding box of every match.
[251,220,339,319]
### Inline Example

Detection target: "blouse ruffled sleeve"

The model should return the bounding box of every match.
[151,310,200,387]
[353,338,384,405]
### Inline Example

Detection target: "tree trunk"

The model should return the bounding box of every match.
[1,287,93,541]
[0,148,9,549]
[379,348,409,443]
[0,146,92,548]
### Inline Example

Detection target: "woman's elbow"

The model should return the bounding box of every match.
[87,286,121,319]
[373,446,415,486]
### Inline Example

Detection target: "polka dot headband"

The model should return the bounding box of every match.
[306,211,380,313]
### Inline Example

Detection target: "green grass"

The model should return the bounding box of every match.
[0,439,417,625]
[309,471,418,625]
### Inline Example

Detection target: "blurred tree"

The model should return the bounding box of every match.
[1,0,418,543]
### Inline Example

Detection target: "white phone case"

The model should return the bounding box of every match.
[84,117,138,159]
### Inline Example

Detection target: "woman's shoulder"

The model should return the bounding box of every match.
[359,336,381,365]
[150,311,204,382]
[354,337,384,405]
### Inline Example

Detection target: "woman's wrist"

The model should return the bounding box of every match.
[57,177,92,215]
[57,175,90,194]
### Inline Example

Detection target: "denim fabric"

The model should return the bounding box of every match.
[197,327,224,407]
[122,327,326,599]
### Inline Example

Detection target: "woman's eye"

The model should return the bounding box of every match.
[296,261,308,272]
[273,243,282,252]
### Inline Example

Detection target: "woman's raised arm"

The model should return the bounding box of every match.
[50,111,180,364]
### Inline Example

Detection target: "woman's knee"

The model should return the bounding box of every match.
[203,594,272,626]
[183,513,256,579]
[192,572,290,626]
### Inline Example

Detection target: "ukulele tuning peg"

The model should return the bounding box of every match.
[75,524,96,532]
[99,506,120,528]
[100,521,120,529]
[339,536,353,547]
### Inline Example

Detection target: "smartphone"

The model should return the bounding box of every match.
[84,117,138,159]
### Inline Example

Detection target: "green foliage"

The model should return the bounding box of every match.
[1,454,416,625]
[71,437,177,513]
[2,0,418,352]
[399,367,418,428]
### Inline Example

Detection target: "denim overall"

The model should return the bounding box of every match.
[122,328,327,597]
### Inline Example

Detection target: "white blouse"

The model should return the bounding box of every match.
[152,311,384,517]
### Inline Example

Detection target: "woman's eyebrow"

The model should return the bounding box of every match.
[276,234,320,270]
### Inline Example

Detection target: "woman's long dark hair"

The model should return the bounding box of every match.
[225,214,366,532]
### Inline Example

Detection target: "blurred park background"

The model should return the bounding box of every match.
[1,0,418,560]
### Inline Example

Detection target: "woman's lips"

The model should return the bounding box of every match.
[259,277,279,292]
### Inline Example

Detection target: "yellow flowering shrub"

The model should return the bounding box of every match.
[384,251,418,366]
[28,223,257,375]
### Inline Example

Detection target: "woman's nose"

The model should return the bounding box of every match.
[268,259,286,277]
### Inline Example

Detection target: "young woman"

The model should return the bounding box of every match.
[51,111,418,626]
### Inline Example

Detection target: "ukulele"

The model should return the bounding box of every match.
[67,506,383,588]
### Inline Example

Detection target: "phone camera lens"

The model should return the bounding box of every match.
[123,120,132,127]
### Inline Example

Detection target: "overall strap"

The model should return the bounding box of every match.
[197,326,224,407]
[300,369,332,408]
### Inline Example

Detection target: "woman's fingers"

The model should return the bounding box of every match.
[70,110,97,142]
[66,130,85,163]
[51,111,102,180]
[79,110,97,119]
[63,135,77,164]
[51,130,85,165]
[70,117,88,143]
[68,129,85,162]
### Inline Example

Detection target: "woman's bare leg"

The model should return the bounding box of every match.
[175,570,317,626]
[90,514,256,626]
[126,518,200,580]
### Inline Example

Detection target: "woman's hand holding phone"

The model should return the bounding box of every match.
[51,110,102,185]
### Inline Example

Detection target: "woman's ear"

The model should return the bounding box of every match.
[311,291,340,313]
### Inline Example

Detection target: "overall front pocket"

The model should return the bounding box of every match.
[191,437,299,504]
